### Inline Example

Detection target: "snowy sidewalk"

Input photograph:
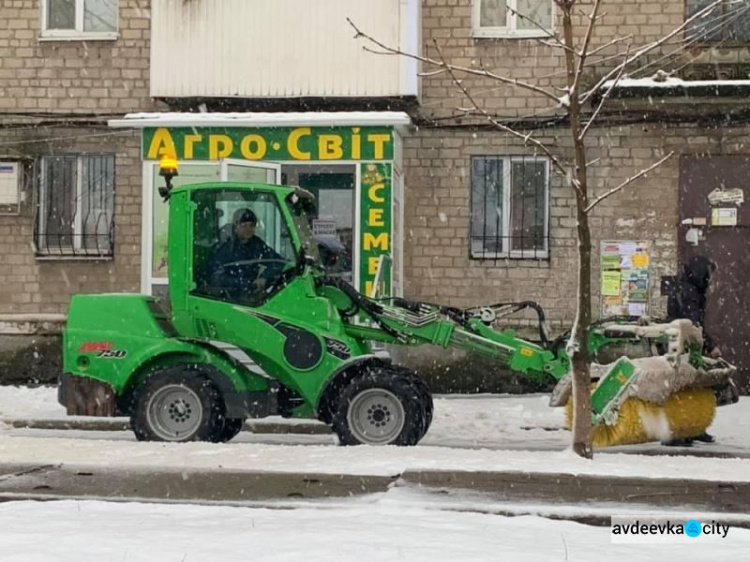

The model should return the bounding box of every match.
[1,386,748,453]
[0,386,749,481]
[1,386,750,522]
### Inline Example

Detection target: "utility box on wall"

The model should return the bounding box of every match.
[0,162,21,215]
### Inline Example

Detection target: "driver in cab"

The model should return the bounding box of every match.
[208,208,283,295]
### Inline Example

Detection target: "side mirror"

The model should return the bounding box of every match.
[297,247,318,272]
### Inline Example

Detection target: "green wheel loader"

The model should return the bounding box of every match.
[59,161,737,446]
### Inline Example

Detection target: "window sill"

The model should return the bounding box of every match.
[471,251,550,260]
[39,32,119,42]
[472,28,553,40]
[36,254,113,262]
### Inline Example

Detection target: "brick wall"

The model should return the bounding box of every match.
[402,121,750,330]
[0,0,156,113]
[419,0,687,121]
[403,0,748,331]
[0,0,160,315]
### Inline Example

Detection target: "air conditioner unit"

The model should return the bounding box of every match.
[0,162,21,213]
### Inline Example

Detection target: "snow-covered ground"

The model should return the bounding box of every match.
[3,386,749,450]
[1,387,750,560]
[1,387,749,481]
[1,488,749,562]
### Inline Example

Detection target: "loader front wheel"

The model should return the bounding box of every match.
[388,366,433,440]
[333,370,424,446]
[216,418,245,443]
[411,377,434,440]
[131,367,226,443]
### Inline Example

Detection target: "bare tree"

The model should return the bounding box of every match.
[350,0,723,458]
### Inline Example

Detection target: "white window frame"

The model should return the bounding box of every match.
[40,0,119,41]
[470,156,550,260]
[472,0,554,39]
[37,154,116,259]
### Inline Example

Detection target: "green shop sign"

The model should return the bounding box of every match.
[359,163,391,297]
[143,127,394,162]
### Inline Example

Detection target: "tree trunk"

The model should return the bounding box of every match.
[561,0,593,459]
[570,203,593,459]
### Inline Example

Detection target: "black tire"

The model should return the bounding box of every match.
[332,368,425,446]
[131,366,226,443]
[410,376,434,439]
[391,367,434,440]
[216,418,245,443]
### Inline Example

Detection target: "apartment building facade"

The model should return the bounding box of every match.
[0,0,747,389]
[407,0,750,389]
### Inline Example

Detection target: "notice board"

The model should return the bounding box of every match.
[600,240,651,318]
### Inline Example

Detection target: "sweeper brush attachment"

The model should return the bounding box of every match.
[565,388,716,447]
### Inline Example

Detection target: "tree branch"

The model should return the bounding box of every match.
[580,45,631,140]
[573,0,603,95]
[429,40,569,177]
[584,152,674,213]
[348,18,562,106]
[587,34,633,57]
[505,5,578,56]
[580,0,724,104]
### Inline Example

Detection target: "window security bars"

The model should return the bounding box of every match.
[36,154,116,257]
[470,156,549,260]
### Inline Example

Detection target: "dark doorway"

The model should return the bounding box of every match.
[679,155,750,393]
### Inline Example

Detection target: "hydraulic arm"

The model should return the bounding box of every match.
[318,276,736,438]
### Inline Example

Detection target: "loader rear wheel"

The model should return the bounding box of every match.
[333,370,424,446]
[131,367,226,443]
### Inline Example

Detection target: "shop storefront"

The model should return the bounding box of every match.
[110,113,410,302]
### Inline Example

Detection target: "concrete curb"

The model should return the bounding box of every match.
[0,463,748,526]
[0,463,395,502]
[3,418,331,435]
[399,470,750,515]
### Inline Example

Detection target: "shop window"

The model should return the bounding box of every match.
[35,154,116,257]
[41,0,118,40]
[297,171,355,284]
[470,156,549,259]
[473,0,553,38]
[686,0,750,42]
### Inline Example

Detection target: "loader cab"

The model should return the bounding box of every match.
[185,184,320,307]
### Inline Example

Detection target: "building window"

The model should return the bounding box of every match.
[473,0,553,38]
[41,0,118,40]
[686,0,750,42]
[36,154,116,258]
[470,156,549,259]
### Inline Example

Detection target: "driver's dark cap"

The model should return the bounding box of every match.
[233,208,257,225]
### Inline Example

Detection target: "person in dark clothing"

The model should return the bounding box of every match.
[667,255,721,358]
[208,208,284,298]
[664,255,720,445]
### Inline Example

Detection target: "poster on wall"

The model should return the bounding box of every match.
[600,240,650,318]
